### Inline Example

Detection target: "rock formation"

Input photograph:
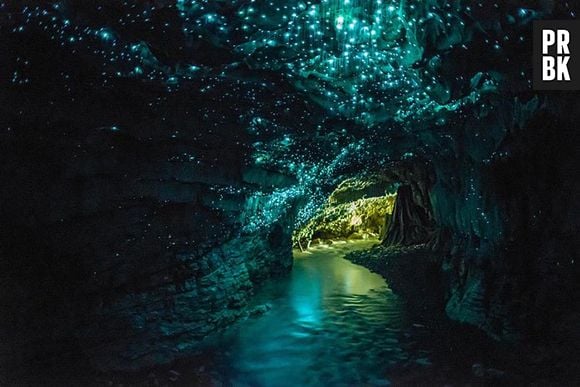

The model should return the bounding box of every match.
[0,0,578,379]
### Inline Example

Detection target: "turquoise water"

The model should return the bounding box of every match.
[204,240,417,386]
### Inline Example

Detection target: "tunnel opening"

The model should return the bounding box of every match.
[292,176,397,251]
[292,161,439,253]
[286,161,448,326]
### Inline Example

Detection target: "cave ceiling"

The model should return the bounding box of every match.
[2,0,573,229]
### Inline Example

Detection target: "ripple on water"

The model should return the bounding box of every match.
[206,241,412,386]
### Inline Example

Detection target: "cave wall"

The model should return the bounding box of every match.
[1,0,579,377]
[0,98,298,373]
[373,92,580,344]
[384,98,580,343]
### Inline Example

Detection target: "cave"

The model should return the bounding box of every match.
[1,1,580,385]
[293,176,398,249]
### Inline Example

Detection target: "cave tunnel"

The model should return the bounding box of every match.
[293,176,400,250]
[1,0,580,385]
[292,164,437,250]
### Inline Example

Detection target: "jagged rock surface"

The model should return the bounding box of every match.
[0,0,579,377]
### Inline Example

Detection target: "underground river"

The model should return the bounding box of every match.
[189,240,432,386]
[96,240,529,386]
[34,240,559,385]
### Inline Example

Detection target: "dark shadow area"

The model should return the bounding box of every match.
[1,1,579,385]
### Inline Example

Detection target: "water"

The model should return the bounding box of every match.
[20,240,547,385]
[203,240,418,386]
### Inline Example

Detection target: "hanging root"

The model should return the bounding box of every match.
[298,238,305,252]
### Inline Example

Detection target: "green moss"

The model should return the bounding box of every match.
[328,177,393,205]
[294,193,396,249]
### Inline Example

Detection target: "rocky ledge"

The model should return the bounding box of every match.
[345,244,580,384]
[345,244,446,319]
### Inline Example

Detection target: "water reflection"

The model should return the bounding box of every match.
[208,240,410,386]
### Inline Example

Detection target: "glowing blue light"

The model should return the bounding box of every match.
[98,29,113,41]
